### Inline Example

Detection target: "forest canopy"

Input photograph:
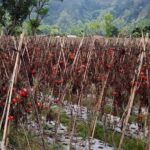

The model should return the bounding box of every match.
[0,0,150,36]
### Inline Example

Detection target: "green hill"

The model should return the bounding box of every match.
[44,0,150,32]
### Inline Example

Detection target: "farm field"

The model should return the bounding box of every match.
[0,35,150,150]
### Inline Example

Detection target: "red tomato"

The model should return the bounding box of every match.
[25,109,32,113]
[112,91,118,96]
[107,48,114,56]
[32,69,36,76]
[12,98,18,104]
[18,88,28,97]
[37,102,42,107]
[44,105,49,110]
[106,64,112,69]
[69,52,75,60]
[8,115,14,121]
[54,99,60,104]
[140,71,144,76]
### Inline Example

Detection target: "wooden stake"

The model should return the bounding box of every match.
[1,33,24,150]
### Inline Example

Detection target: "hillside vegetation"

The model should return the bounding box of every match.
[44,0,150,32]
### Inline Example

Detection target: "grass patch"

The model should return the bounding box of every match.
[49,143,63,150]
[60,112,70,126]
[59,111,146,150]
[104,105,112,114]
[94,124,146,150]
[9,125,50,150]
[128,115,137,123]
[76,121,88,139]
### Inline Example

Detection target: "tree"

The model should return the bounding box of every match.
[131,19,150,37]
[0,3,5,27]
[132,26,150,37]
[48,25,60,35]
[38,25,60,35]
[0,0,63,35]
[85,21,101,35]
[102,12,118,37]
[132,27,141,37]
[0,0,35,35]
[28,0,63,35]
[28,0,49,35]
[69,24,84,36]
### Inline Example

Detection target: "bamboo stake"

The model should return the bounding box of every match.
[2,61,9,79]
[0,87,11,130]
[118,35,146,150]
[1,33,24,150]
[71,37,84,72]
[91,52,114,138]
[69,39,94,150]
